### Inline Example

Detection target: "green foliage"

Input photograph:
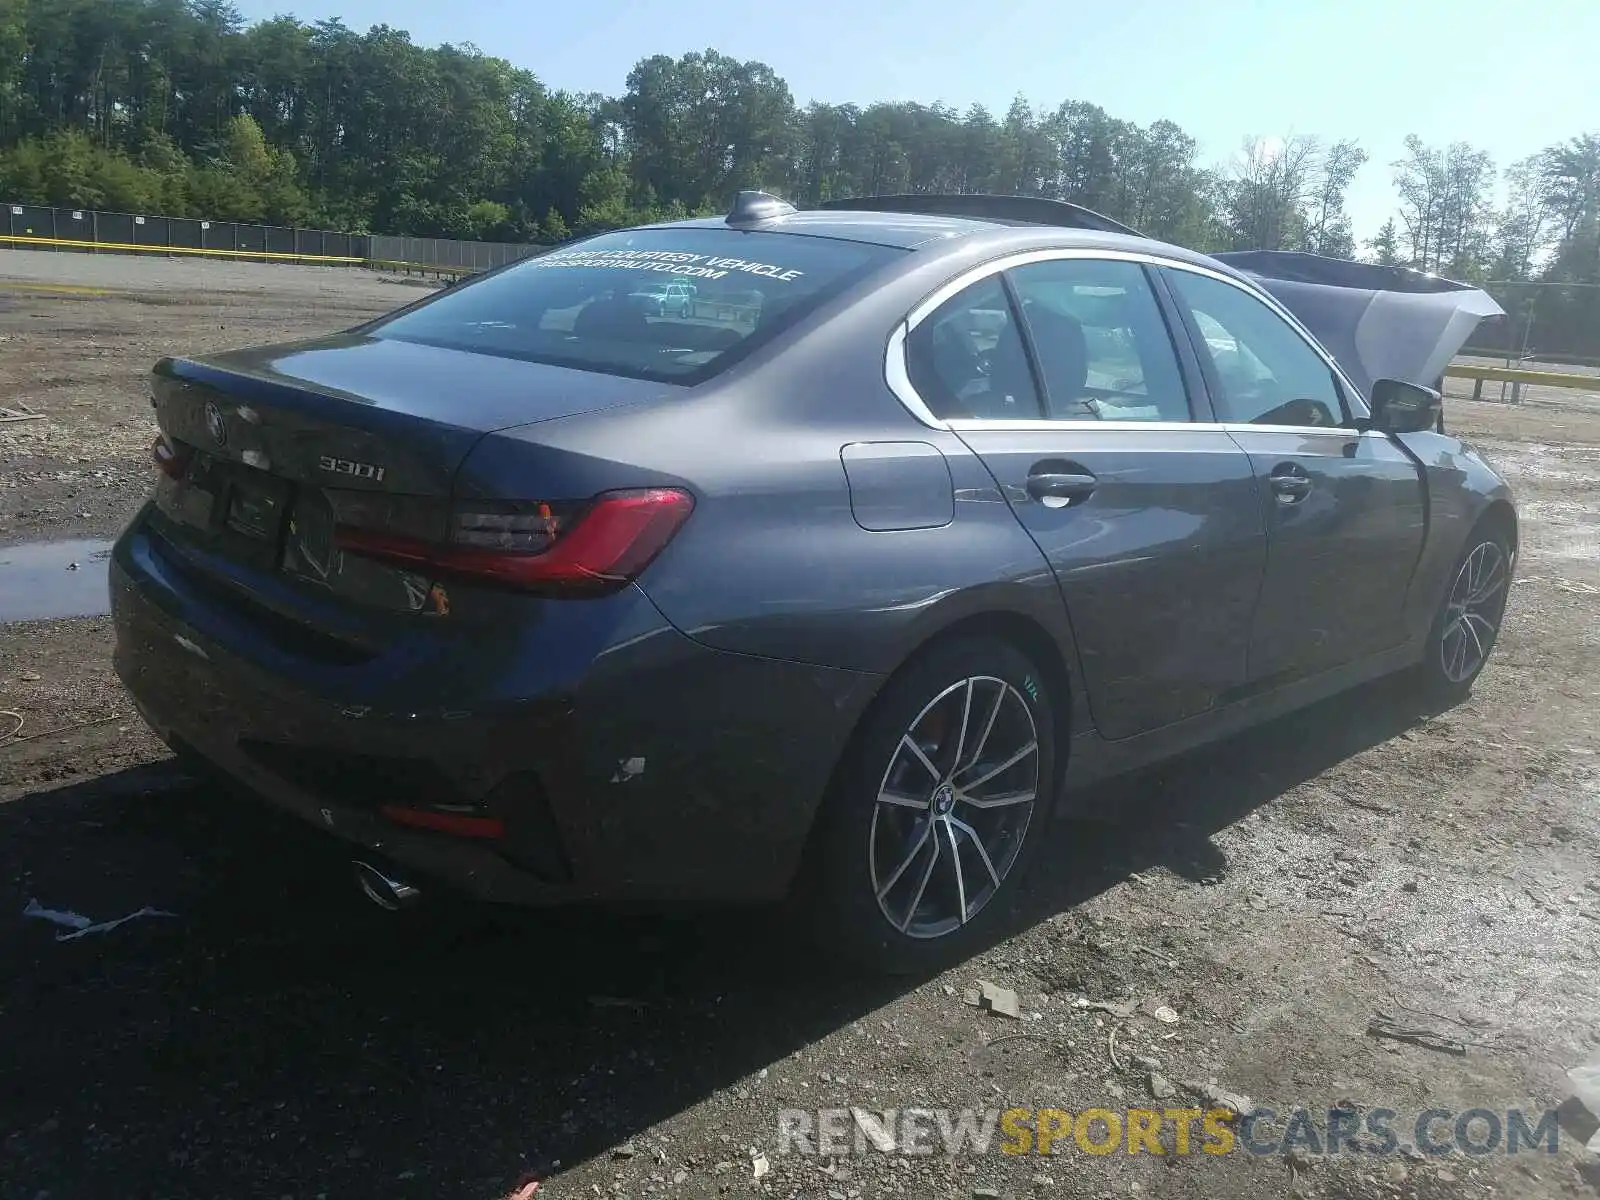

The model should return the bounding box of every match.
[0,0,1596,356]
[1367,219,1401,267]
[539,209,570,243]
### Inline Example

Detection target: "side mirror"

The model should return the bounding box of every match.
[1369,378,1442,434]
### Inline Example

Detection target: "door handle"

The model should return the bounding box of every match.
[1025,471,1097,506]
[1268,464,1312,502]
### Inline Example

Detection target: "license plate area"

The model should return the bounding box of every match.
[225,470,291,542]
[172,453,294,570]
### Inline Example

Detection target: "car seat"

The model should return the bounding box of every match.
[1021,303,1089,417]
[573,296,650,342]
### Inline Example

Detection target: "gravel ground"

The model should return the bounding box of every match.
[0,249,425,545]
[2,251,1599,1200]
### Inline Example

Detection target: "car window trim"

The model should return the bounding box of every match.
[999,271,1052,420]
[937,417,1393,438]
[1145,263,1218,423]
[885,247,1370,434]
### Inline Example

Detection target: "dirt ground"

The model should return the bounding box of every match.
[2,250,1598,1200]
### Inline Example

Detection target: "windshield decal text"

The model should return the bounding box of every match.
[527,248,806,284]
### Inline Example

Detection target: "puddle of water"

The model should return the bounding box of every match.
[0,539,114,622]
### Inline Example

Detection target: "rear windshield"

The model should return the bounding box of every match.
[368,227,904,384]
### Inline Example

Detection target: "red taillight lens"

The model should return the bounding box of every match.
[151,434,192,480]
[378,805,506,840]
[335,487,694,596]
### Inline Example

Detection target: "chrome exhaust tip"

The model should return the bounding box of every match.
[353,860,420,911]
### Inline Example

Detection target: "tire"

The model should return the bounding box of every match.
[798,635,1058,974]
[1414,526,1512,706]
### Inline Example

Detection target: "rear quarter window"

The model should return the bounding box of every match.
[369,228,903,384]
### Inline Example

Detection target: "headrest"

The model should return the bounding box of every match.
[1023,303,1088,404]
[573,296,649,341]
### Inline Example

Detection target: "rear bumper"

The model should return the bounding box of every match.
[111,519,882,907]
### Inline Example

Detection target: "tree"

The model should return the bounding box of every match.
[0,0,1591,341]
[1489,155,1555,281]
[223,112,273,180]
[1392,135,1494,275]
[621,49,795,211]
[1305,139,1368,258]
[1541,133,1600,244]
[0,0,26,145]
[1220,135,1320,252]
[1366,218,1401,266]
[1216,135,1367,257]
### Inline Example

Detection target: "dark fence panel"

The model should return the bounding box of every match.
[367,233,541,272]
[60,208,91,242]
[235,224,267,254]
[168,217,202,249]
[99,211,135,244]
[137,215,170,248]
[4,201,542,275]
[1478,282,1600,363]
[13,205,55,239]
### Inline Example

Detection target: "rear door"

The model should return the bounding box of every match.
[1161,266,1427,685]
[903,253,1266,741]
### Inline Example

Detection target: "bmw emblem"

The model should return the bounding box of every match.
[204,400,227,447]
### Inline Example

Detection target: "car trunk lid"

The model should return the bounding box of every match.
[1212,251,1506,399]
[147,334,673,647]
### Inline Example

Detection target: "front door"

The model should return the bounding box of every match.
[1162,267,1427,684]
[903,256,1267,740]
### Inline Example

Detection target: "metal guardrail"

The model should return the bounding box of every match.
[1445,362,1600,404]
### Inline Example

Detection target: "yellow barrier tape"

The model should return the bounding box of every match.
[0,232,365,264]
[0,280,116,296]
[0,234,484,277]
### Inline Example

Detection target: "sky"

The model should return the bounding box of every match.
[232,0,1598,241]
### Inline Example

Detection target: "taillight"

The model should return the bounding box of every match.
[335,487,694,596]
[378,805,506,840]
[151,434,192,480]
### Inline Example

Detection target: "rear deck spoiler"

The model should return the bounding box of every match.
[817,194,1140,236]
[1210,251,1505,400]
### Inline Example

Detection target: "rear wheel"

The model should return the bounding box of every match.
[1416,528,1511,704]
[802,636,1057,973]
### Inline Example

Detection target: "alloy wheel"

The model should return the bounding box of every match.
[1440,540,1508,684]
[868,676,1040,939]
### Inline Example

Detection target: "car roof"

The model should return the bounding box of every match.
[660,209,1241,278]
[667,210,997,249]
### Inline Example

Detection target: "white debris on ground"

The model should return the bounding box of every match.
[23,898,175,941]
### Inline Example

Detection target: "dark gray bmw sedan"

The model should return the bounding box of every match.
[111,192,1516,970]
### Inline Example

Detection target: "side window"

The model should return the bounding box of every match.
[906,278,1042,420]
[1166,270,1346,427]
[1006,259,1191,422]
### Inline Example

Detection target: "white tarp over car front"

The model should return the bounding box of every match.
[1211,251,1507,401]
